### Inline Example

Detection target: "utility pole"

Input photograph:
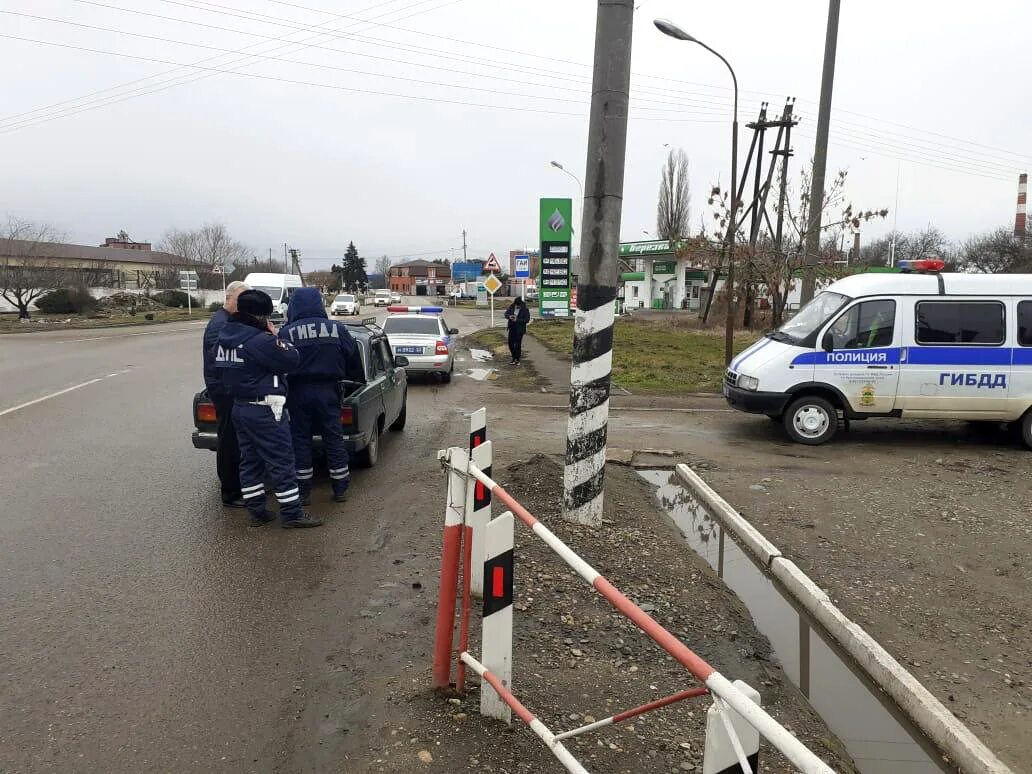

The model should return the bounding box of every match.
[852,229,860,264]
[283,243,289,274]
[799,0,840,305]
[462,229,467,262]
[562,0,634,527]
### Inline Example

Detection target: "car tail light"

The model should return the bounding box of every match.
[340,406,354,425]
[436,340,449,355]
[196,402,217,423]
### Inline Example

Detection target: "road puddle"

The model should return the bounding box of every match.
[469,348,494,362]
[639,469,950,774]
[465,368,496,381]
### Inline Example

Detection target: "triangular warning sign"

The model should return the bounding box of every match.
[483,253,501,273]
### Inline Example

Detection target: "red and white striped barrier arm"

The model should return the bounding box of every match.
[460,652,589,774]
[553,687,709,742]
[464,460,835,774]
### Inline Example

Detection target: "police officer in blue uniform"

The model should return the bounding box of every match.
[214,289,323,528]
[279,287,364,504]
[202,280,249,507]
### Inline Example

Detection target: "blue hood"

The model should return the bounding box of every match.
[287,287,327,323]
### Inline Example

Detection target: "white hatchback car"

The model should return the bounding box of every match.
[330,293,360,316]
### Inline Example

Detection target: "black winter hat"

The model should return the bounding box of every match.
[236,289,274,316]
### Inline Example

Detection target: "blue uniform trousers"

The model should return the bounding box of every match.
[287,381,351,498]
[232,401,304,522]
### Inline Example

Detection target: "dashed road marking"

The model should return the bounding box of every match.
[0,369,132,418]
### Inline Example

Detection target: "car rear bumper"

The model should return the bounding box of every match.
[398,353,451,373]
[192,428,371,453]
[723,383,791,416]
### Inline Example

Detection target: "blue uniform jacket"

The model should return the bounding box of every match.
[202,307,231,398]
[215,320,301,401]
[278,288,364,384]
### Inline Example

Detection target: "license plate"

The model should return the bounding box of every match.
[396,346,422,355]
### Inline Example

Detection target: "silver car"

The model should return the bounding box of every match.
[382,313,458,383]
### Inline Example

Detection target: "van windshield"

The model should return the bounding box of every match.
[772,291,849,344]
[252,286,285,302]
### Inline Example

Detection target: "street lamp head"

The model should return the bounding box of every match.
[550,160,564,170]
[653,18,696,42]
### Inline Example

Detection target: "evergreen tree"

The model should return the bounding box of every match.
[341,241,368,290]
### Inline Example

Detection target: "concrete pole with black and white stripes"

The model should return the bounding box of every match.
[562,0,635,526]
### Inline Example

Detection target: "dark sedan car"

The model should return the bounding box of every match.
[192,320,407,467]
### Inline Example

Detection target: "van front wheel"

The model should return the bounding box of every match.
[784,396,838,445]
[1020,412,1032,450]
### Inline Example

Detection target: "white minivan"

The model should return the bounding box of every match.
[724,261,1032,448]
[243,272,303,321]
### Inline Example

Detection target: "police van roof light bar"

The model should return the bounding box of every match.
[897,258,945,273]
[387,305,444,314]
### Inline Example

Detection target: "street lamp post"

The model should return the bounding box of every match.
[550,160,583,238]
[654,19,739,366]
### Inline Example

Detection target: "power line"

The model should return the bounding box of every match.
[0,0,435,126]
[0,33,730,131]
[5,0,1029,175]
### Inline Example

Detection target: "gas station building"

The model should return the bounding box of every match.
[619,239,716,312]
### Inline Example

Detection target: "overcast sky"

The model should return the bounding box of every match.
[3,0,1030,270]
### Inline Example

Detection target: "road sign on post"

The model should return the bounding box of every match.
[179,271,199,316]
[538,198,572,318]
[483,254,502,273]
[483,274,502,329]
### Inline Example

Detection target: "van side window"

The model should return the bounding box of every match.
[915,301,1005,345]
[828,300,895,349]
[1018,301,1032,346]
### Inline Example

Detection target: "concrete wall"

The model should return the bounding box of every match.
[0,287,226,314]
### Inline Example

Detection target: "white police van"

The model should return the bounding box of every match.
[724,260,1032,448]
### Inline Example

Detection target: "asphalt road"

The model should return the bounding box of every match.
[0,299,485,772]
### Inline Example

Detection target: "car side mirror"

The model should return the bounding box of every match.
[821,332,834,352]
[449,327,459,335]
[394,355,409,367]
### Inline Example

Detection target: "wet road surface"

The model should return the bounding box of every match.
[0,303,482,772]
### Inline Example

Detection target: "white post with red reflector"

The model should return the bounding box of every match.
[467,422,491,597]
[480,510,513,723]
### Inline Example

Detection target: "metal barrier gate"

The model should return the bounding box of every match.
[432,409,836,774]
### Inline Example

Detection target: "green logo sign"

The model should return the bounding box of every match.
[620,240,672,256]
[539,198,573,243]
[653,260,676,275]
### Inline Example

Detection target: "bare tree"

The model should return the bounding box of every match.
[158,222,249,272]
[962,227,1031,273]
[373,255,391,288]
[0,217,68,319]
[656,148,691,242]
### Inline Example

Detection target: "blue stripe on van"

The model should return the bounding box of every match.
[905,347,1012,366]
[731,338,771,371]
[1011,348,1032,365]
[791,347,901,366]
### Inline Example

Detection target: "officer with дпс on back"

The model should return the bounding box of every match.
[278,287,364,505]
[213,289,323,529]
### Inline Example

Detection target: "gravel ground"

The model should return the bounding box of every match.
[368,455,856,773]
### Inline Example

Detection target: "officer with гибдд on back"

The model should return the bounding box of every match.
[213,289,323,529]
[278,287,364,505]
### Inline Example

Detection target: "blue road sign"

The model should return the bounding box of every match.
[514,255,530,279]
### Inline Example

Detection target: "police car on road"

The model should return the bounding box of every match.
[381,306,458,383]
[193,318,408,467]
[724,260,1032,448]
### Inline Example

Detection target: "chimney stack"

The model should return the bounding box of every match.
[1017,173,1028,239]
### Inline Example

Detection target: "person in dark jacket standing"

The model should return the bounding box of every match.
[214,290,322,528]
[279,287,364,504]
[202,280,248,506]
[504,296,531,365]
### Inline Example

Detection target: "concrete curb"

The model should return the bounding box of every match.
[675,464,782,568]
[674,464,1013,774]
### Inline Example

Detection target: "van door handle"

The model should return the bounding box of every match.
[867,365,889,369]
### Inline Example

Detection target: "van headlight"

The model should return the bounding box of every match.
[738,374,760,391]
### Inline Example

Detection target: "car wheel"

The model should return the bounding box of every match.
[1020,411,1032,450]
[357,420,381,467]
[783,396,838,445]
[441,365,452,384]
[389,396,407,432]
